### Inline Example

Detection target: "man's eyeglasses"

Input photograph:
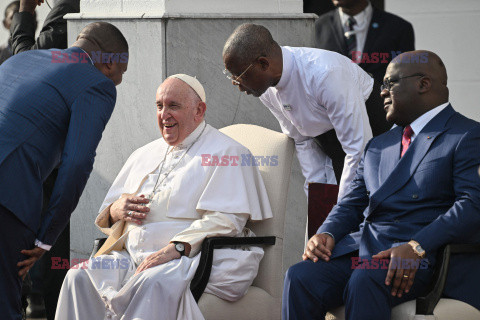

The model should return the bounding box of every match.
[223,64,254,86]
[223,56,264,85]
[381,73,425,92]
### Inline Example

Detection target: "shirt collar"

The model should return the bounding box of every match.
[275,47,294,90]
[339,1,372,29]
[174,120,206,149]
[77,47,94,65]
[409,102,450,136]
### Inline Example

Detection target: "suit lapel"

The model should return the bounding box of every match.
[378,126,402,184]
[369,105,456,214]
[363,8,383,53]
[331,10,349,55]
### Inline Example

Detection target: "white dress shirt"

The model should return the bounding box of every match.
[408,102,450,141]
[338,1,373,56]
[260,46,373,200]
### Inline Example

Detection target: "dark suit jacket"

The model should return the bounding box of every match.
[10,0,80,54]
[315,7,415,136]
[318,105,480,309]
[0,46,116,246]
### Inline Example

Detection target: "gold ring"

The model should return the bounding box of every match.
[403,274,409,278]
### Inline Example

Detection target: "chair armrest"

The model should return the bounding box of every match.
[90,237,107,258]
[190,236,276,302]
[416,244,480,315]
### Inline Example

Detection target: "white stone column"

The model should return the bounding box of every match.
[66,1,314,275]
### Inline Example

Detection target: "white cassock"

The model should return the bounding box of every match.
[259,46,373,199]
[55,121,273,320]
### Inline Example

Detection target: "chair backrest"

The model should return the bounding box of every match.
[219,124,294,298]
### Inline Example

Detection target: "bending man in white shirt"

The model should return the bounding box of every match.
[223,23,374,200]
[55,74,273,320]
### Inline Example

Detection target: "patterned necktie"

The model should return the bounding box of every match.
[401,125,414,157]
[345,16,357,59]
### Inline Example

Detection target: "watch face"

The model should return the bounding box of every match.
[416,245,425,254]
[175,243,185,252]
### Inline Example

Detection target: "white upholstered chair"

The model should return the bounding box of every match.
[196,124,295,320]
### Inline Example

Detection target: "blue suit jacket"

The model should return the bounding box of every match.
[0,46,116,246]
[319,105,480,309]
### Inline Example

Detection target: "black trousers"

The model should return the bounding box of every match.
[314,84,391,184]
[314,129,346,184]
[0,204,36,320]
[38,169,69,320]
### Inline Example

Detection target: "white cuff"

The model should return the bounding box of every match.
[35,239,52,251]
[321,232,335,241]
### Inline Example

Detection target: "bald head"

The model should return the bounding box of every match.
[3,1,19,31]
[222,24,283,97]
[390,50,448,102]
[381,50,449,126]
[73,22,128,57]
[73,22,129,86]
[223,23,278,67]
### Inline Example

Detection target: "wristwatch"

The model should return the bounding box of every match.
[408,240,426,258]
[173,242,185,256]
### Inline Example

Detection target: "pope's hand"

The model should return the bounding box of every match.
[134,243,180,276]
[303,233,335,262]
[110,194,150,225]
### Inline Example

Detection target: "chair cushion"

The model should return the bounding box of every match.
[326,298,480,320]
[198,286,280,320]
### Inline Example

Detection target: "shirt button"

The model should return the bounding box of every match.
[412,194,419,199]
[139,249,144,253]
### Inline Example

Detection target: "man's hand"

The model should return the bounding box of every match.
[17,247,46,279]
[110,194,150,225]
[372,243,423,298]
[19,0,44,14]
[134,243,180,276]
[303,233,335,262]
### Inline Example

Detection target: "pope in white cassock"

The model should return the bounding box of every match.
[55,74,273,320]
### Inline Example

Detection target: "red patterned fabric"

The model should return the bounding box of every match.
[308,183,339,239]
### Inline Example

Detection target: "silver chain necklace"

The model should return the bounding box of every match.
[146,122,207,201]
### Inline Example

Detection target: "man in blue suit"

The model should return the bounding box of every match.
[283,50,480,319]
[0,21,128,319]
